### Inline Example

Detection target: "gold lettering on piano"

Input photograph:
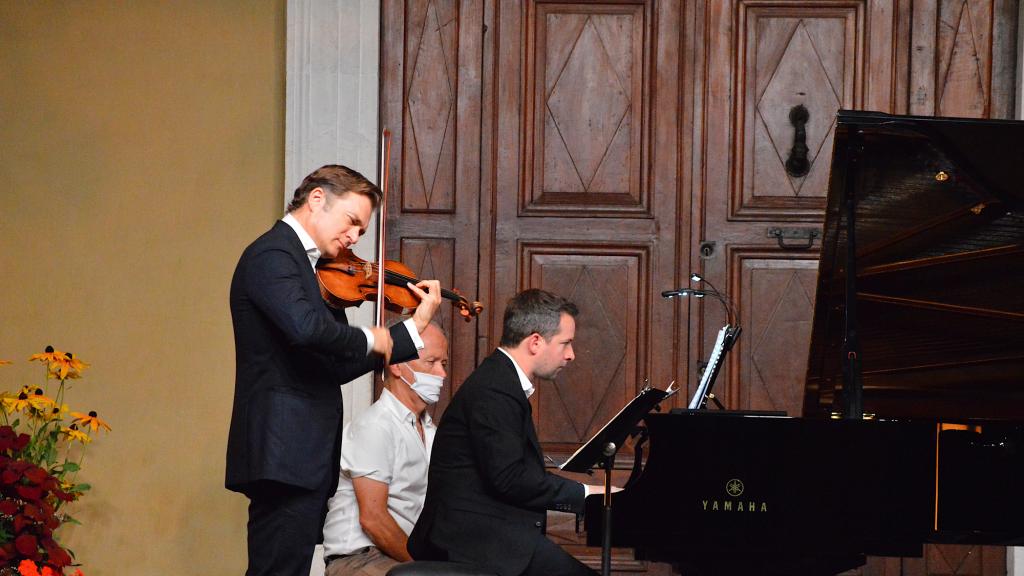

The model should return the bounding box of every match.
[700,500,768,513]
[699,478,768,514]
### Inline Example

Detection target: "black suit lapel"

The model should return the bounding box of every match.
[273,220,323,301]
[489,351,545,462]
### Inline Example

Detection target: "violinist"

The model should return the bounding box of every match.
[226,164,442,576]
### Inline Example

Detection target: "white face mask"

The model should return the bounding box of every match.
[400,365,445,404]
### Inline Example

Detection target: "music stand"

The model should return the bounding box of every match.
[561,382,678,576]
[687,324,741,410]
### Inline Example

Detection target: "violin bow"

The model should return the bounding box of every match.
[375,128,391,328]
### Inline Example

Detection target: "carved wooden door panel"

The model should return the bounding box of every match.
[380,0,486,418]
[694,0,908,418]
[483,1,686,572]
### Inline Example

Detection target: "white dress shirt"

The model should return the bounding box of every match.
[280,212,422,353]
[496,347,534,398]
[322,387,435,556]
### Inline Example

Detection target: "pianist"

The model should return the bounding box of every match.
[408,289,608,576]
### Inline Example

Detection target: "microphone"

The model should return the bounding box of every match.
[661,288,706,299]
[663,272,738,325]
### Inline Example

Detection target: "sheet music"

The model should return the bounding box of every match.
[688,325,731,410]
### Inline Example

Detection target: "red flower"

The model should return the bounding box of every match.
[14,533,38,558]
[12,432,30,452]
[17,485,43,501]
[52,487,75,502]
[14,513,30,533]
[0,427,14,452]
[23,503,43,521]
[0,426,25,453]
[24,466,48,484]
[41,537,72,567]
[0,498,18,515]
[17,559,41,576]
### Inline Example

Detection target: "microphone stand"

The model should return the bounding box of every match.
[600,442,616,576]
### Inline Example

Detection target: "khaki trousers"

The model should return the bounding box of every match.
[325,547,400,576]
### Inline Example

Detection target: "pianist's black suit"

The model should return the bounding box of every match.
[408,350,592,576]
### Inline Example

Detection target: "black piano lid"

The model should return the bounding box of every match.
[804,110,1024,420]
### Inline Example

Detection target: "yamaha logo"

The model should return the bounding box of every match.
[726,478,744,497]
[700,477,767,513]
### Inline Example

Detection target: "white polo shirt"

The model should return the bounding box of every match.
[322,387,435,556]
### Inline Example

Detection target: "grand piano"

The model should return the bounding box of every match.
[584,111,1024,574]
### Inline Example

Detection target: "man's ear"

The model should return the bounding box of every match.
[525,333,542,355]
[307,187,326,210]
[386,363,403,379]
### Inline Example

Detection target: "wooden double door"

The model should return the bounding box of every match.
[380,1,1018,573]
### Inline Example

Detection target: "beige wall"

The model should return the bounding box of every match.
[0,2,285,573]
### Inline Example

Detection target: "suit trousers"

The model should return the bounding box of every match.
[245,478,335,576]
[521,536,597,576]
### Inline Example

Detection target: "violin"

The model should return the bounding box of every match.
[315,128,482,322]
[316,250,483,321]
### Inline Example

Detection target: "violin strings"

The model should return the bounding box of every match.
[363,263,462,300]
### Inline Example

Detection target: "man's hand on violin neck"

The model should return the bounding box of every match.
[409,279,443,333]
[369,326,393,363]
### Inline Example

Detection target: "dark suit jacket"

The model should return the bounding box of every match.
[408,350,584,576]
[225,220,417,493]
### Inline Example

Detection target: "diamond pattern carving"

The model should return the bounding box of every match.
[927,543,981,573]
[400,239,454,336]
[537,264,628,443]
[407,0,454,207]
[746,268,816,415]
[559,267,626,441]
[937,0,988,117]
[547,17,630,191]
[757,20,841,196]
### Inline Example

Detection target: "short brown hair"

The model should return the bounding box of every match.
[287,164,381,212]
[499,289,578,347]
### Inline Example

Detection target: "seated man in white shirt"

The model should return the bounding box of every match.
[322,321,448,576]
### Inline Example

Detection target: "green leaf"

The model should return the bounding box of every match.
[59,461,81,473]
[62,515,83,526]
[70,483,91,492]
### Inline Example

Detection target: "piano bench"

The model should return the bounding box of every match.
[386,561,498,576]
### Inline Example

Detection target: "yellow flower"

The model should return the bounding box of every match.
[29,346,89,380]
[27,388,55,410]
[41,402,69,422]
[2,386,35,413]
[61,424,92,445]
[29,346,65,364]
[71,410,111,433]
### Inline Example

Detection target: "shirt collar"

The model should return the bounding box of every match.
[497,347,534,399]
[281,212,320,270]
[380,386,434,428]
